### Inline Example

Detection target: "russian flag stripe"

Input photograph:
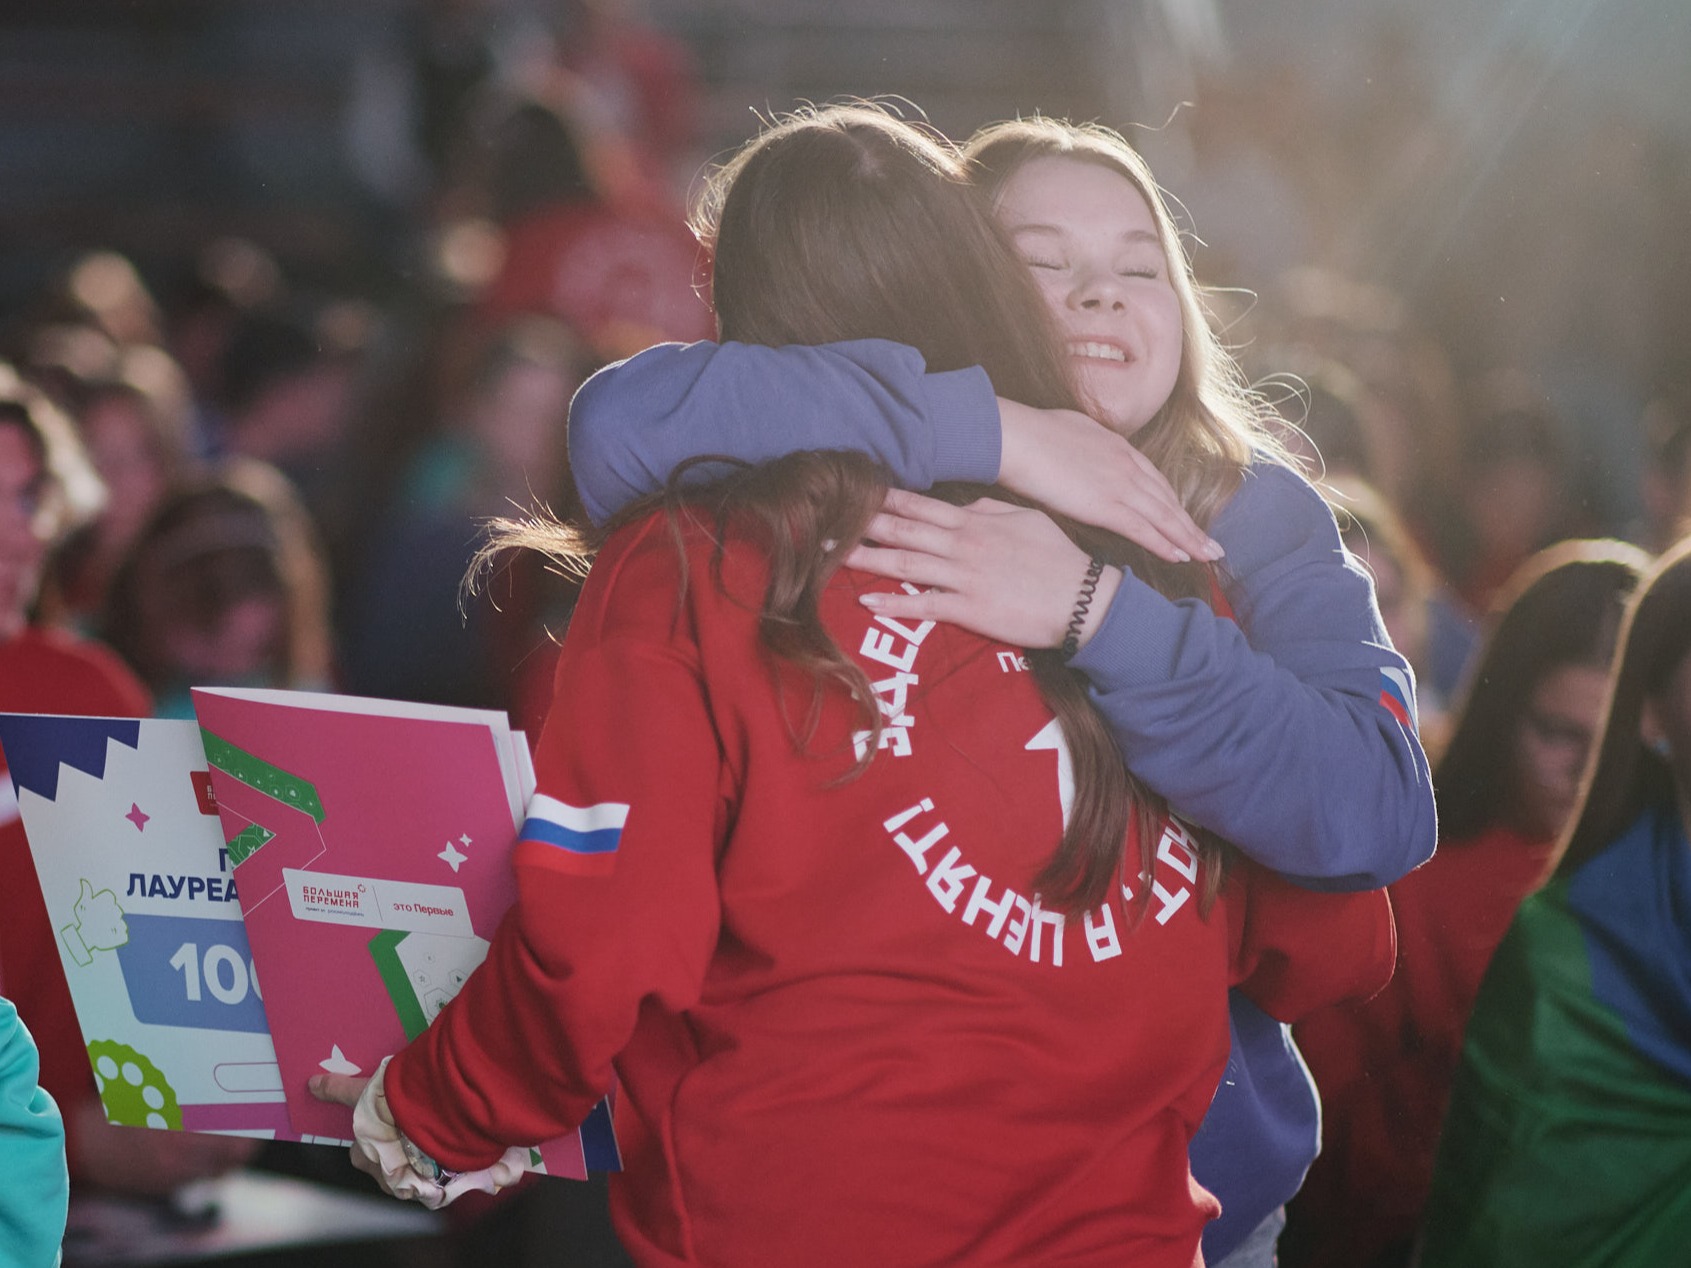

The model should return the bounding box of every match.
[528,794,629,832]
[520,818,623,856]
[1379,667,1417,729]
[519,794,630,859]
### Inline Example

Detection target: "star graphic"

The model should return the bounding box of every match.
[459,833,472,848]
[124,803,150,832]
[438,840,468,872]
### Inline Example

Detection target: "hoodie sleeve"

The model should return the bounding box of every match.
[383,519,731,1169]
[0,998,68,1268]
[1069,463,1437,889]
[567,339,1001,525]
[1224,861,1398,1021]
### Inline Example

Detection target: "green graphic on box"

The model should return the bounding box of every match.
[89,1038,181,1130]
[368,928,490,1043]
[200,728,325,823]
[224,823,276,867]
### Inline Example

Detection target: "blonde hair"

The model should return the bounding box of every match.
[964,117,1288,527]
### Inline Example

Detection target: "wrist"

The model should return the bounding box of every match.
[399,1132,461,1187]
[994,397,1033,485]
[1061,558,1117,658]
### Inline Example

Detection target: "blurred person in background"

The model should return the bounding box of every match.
[56,251,167,352]
[1285,539,1649,1268]
[1637,388,1691,552]
[465,95,713,363]
[1251,267,1462,522]
[160,237,288,449]
[517,0,704,208]
[1427,368,1597,610]
[99,459,334,718]
[1270,360,1393,489]
[213,302,372,523]
[1260,358,1479,741]
[0,366,261,1204]
[339,315,591,718]
[39,345,201,631]
[1418,535,1691,1268]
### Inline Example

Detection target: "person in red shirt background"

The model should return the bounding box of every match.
[0,366,259,1199]
[1285,538,1650,1268]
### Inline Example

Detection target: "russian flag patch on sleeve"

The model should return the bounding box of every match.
[1378,667,1418,730]
[518,794,630,876]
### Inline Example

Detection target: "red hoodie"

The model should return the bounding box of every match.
[1292,823,1553,1267]
[387,511,1392,1267]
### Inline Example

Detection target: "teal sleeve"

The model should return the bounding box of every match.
[0,998,68,1267]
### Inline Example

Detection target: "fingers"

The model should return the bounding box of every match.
[309,1073,368,1108]
[1118,451,1221,562]
[844,543,958,590]
[879,487,968,526]
[1108,504,1204,566]
[862,511,954,557]
[856,587,958,625]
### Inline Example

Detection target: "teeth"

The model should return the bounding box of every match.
[1071,341,1127,362]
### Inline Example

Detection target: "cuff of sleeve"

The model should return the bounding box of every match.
[920,366,1001,484]
[386,1047,504,1173]
[1066,567,1188,690]
[356,1059,525,1210]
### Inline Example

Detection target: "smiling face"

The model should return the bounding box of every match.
[994,155,1184,437]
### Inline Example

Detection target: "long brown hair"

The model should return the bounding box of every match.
[1551,536,1691,879]
[482,104,1222,915]
[1434,540,1648,841]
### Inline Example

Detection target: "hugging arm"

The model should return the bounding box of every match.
[567,340,1000,525]
[568,340,1214,561]
[569,341,1435,888]
[1069,464,1435,888]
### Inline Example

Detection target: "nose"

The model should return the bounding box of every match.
[1069,264,1128,313]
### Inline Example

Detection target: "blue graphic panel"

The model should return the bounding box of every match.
[0,714,141,801]
[115,913,271,1035]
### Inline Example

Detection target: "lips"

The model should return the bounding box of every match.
[1069,339,1133,364]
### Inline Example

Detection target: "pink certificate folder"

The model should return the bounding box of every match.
[192,688,618,1177]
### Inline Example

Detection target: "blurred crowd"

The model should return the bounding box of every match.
[1,2,1689,1265]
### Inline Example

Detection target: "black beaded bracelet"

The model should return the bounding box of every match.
[1061,556,1107,659]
